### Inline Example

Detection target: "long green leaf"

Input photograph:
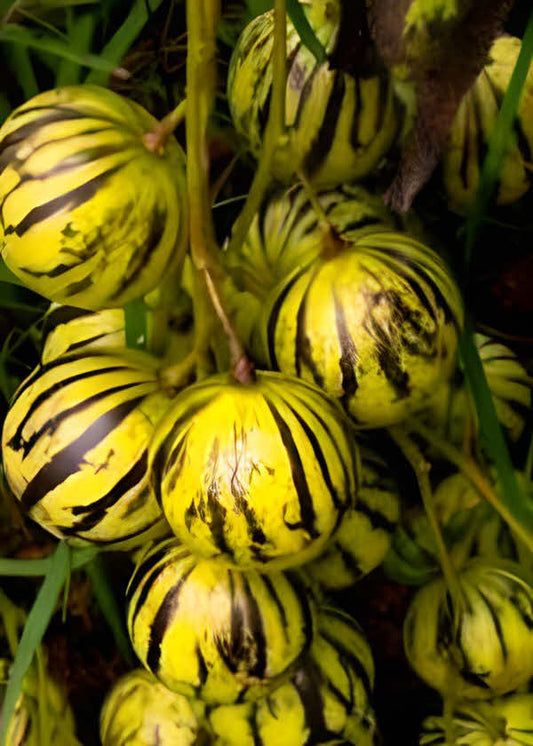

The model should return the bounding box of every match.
[0,281,46,313]
[0,261,23,286]
[0,546,98,577]
[85,555,134,665]
[286,0,326,64]
[0,541,70,746]
[56,10,95,86]
[124,297,147,350]
[85,0,165,85]
[8,43,39,99]
[0,24,127,76]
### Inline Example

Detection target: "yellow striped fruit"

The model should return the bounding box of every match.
[1,656,80,746]
[227,0,407,187]
[443,36,533,212]
[100,669,206,746]
[1,352,170,549]
[427,335,532,445]
[126,538,316,704]
[224,184,396,301]
[420,694,533,745]
[306,446,400,590]
[404,559,533,699]
[149,371,358,570]
[0,85,187,309]
[262,228,463,428]
[207,606,377,745]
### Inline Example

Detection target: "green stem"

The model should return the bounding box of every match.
[409,417,533,554]
[226,0,287,258]
[389,426,462,600]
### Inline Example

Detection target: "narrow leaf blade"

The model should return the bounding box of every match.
[286,0,327,63]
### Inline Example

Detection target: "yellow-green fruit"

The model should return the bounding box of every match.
[225,184,396,301]
[149,371,358,570]
[428,335,531,444]
[263,229,463,428]
[1,657,80,746]
[228,0,406,187]
[0,85,187,309]
[420,694,533,745]
[443,36,533,212]
[207,606,377,745]
[126,538,316,704]
[100,669,206,746]
[307,447,400,590]
[1,352,170,549]
[404,559,533,699]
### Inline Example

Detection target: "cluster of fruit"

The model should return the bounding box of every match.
[0,0,532,743]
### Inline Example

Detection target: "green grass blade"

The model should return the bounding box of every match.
[0,261,23,285]
[0,541,70,746]
[0,547,98,577]
[286,0,326,64]
[8,43,39,99]
[459,327,533,539]
[0,24,127,77]
[56,10,96,86]
[464,9,533,269]
[0,281,46,313]
[85,0,165,85]
[85,555,134,665]
[124,297,147,350]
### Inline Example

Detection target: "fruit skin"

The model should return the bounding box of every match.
[126,538,316,705]
[426,334,531,445]
[403,559,533,699]
[149,371,358,570]
[100,669,206,746]
[262,228,463,428]
[306,446,400,590]
[227,0,406,187]
[207,606,377,745]
[0,85,187,310]
[1,352,170,549]
[420,694,533,745]
[443,36,533,212]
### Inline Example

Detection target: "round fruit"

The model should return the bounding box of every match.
[227,0,406,187]
[420,694,533,745]
[306,446,400,590]
[442,36,533,212]
[404,559,533,699]
[262,228,463,428]
[149,371,358,570]
[126,538,316,704]
[0,85,187,309]
[100,669,206,746]
[207,605,377,745]
[1,352,170,548]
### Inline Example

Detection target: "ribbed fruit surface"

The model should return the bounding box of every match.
[149,371,358,570]
[0,85,187,309]
[126,538,316,704]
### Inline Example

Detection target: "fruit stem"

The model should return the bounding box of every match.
[408,417,533,554]
[226,0,287,258]
[297,169,347,258]
[143,99,187,154]
[389,426,463,602]
[184,0,254,384]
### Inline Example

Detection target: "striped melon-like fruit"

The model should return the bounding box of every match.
[0,85,187,309]
[404,559,533,699]
[1,656,80,746]
[228,0,407,187]
[100,669,206,746]
[262,228,463,428]
[207,606,378,745]
[225,184,396,301]
[427,335,531,445]
[126,538,316,704]
[149,371,358,570]
[306,447,400,590]
[1,352,171,549]
[443,36,533,212]
[420,694,533,745]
